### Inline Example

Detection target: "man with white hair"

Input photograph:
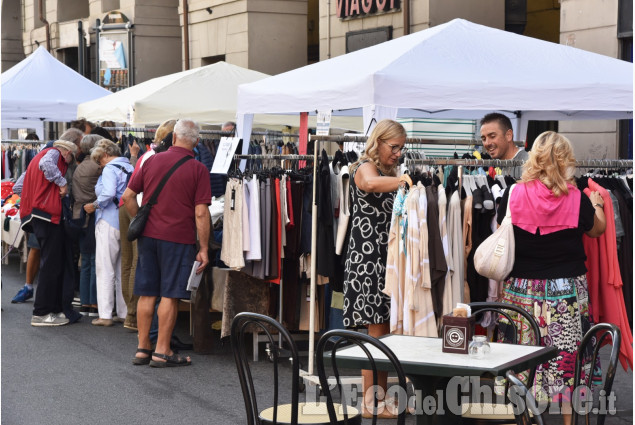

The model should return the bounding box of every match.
[122,119,211,367]
[20,140,78,326]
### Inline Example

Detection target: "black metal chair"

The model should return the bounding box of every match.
[461,302,542,424]
[505,370,545,425]
[231,312,349,425]
[572,323,621,425]
[316,329,407,425]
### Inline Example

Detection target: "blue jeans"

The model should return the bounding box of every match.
[79,253,97,306]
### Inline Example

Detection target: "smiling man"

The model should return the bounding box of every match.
[480,113,528,178]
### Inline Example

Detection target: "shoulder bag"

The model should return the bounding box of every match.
[127,155,193,242]
[473,184,517,281]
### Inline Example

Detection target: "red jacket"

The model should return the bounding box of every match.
[20,147,68,230]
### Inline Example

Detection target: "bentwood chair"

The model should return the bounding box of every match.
[231,312,349,425]
[572,323,621,425]
[505,370,545,425]
[461,302,542,424]
[316,329,407,425]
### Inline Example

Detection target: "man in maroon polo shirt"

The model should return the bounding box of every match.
[122,119,211,367]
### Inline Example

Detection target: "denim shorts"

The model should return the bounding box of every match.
[27,232,40,249]
[134,236,196,299]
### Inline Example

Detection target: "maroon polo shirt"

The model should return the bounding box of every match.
[128,146,211,245]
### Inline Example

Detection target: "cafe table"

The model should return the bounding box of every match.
[326,334,558,425]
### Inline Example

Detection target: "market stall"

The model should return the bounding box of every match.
[1,46,110,137]
[234,18,633,377]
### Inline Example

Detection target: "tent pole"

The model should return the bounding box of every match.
[308,136,318,376]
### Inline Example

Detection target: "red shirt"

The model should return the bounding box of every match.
[128,146,211,245]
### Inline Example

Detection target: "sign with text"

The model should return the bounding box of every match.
[337,0,400,19]
[316,110,332,136]
[211,137,241,174]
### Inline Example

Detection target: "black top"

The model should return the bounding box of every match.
[497,185,595,279]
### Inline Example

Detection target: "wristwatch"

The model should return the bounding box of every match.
[593,203,604,209]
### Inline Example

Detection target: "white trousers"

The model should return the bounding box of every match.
[95,220,126,320]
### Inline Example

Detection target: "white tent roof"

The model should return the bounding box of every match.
[237,18,633,124]
[1,46,110,125]
[78,61,272,125]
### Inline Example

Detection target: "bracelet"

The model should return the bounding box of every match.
[593,203,604,209]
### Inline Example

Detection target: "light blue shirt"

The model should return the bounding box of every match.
[95,157,133,229]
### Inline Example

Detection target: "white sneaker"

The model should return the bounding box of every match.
[31,313,70,327]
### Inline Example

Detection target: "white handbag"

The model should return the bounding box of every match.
[473,184,517,281]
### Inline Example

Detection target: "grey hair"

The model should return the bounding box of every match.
[174,119,200,147]
[59,128,84,149]
[80,135,105,155]
[90,139,121,164]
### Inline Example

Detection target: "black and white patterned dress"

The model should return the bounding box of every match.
[343,160,394,327]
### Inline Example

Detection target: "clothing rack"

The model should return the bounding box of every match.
[309,134,525,147]
[404,158,633,168]
[102,127,300,138]
[233,154,323,160]
[228,153,321,359]
[1,139,45,145]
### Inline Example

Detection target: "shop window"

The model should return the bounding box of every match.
[59,47,78,73]
[57,0,89,22]
[618,36,632,159]
[202,55,225,66]
[102,0,120,13]
[525,121,558,151]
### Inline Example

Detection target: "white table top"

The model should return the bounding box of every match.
[332,334,556,377]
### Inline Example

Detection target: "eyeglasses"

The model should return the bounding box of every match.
[381,140,408,154]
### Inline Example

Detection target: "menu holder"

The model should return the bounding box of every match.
[441,314,475,354]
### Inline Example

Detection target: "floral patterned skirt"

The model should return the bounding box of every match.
[497,274,601,402]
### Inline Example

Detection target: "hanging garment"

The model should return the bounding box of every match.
[583,179,633,370]
[426,185,448,320]
[335,165,350,255]
[438,185,454,316]
[462,196,473,303]
[384,188,407,334]
[244,175,262,261]
[220,178,245,269]
[447,190,464,306]
[317,150,336,282]
[241,177,251,255]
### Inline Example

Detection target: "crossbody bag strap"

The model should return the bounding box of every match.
[146,155,193,206]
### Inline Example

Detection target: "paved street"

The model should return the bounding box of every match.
[1,257,632,424]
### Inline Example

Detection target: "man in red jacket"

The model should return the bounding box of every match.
[20,140,77,326]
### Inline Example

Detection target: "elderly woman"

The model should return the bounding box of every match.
[84,140,134,327]
[343,119,411,418]
[496,131,606,425]
[71,135,103,316]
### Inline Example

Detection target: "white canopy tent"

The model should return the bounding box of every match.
[77,61,363,130]
[237,18,633,148]
[1,46,110,138]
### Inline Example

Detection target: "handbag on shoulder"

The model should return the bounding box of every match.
[473,184,517,281]
[127,155,193,242]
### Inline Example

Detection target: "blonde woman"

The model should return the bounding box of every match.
[84,140,134,326]
[343,119,411,418]
[496,131,605,425]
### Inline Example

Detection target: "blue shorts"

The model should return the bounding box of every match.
[27,232,40,249]
[134,236,196,299]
